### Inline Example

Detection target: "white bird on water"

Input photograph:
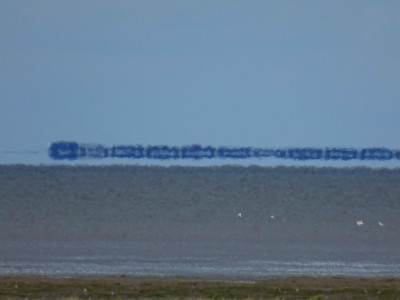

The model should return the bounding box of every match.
[378,221,384,227]
[356,220,364,226]
[237,212,242,218]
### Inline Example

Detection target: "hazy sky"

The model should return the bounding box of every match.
[1,1,399,166]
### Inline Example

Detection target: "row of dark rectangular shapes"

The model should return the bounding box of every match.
[48,141,399,161]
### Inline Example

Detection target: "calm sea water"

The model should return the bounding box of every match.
[1,165,399,279]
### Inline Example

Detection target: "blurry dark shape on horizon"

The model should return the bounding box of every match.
[181,145,216,159]
[146,146,180,160]
[218,147,252,159]
[111,145,145,159]
[48,141,400,161]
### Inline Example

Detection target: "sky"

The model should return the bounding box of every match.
[1,0,400,166]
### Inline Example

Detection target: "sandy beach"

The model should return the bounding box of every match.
[1,275,400,299]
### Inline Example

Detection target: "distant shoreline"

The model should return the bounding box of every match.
[2,163,400,170]
[1,275,400,299]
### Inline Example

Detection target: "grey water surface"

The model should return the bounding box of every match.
[1,165,399,279]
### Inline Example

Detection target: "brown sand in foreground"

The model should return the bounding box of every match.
[1,276,400,299]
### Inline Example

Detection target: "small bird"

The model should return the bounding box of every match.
[378,221,384,227]
[270,215,275,219]
[237,212,242,218]
[356,220,364,226]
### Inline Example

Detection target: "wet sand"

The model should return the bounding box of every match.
[1,275,400,299]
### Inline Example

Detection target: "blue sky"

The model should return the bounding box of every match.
[1,1,400,166]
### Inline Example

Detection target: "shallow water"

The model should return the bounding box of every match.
[1,165,399,278]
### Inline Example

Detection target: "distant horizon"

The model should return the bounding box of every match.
[3,163,400,171]
[48,141,400,161]
[2,140,400,168]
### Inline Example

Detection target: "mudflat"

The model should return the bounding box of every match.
[1,276,400,299]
